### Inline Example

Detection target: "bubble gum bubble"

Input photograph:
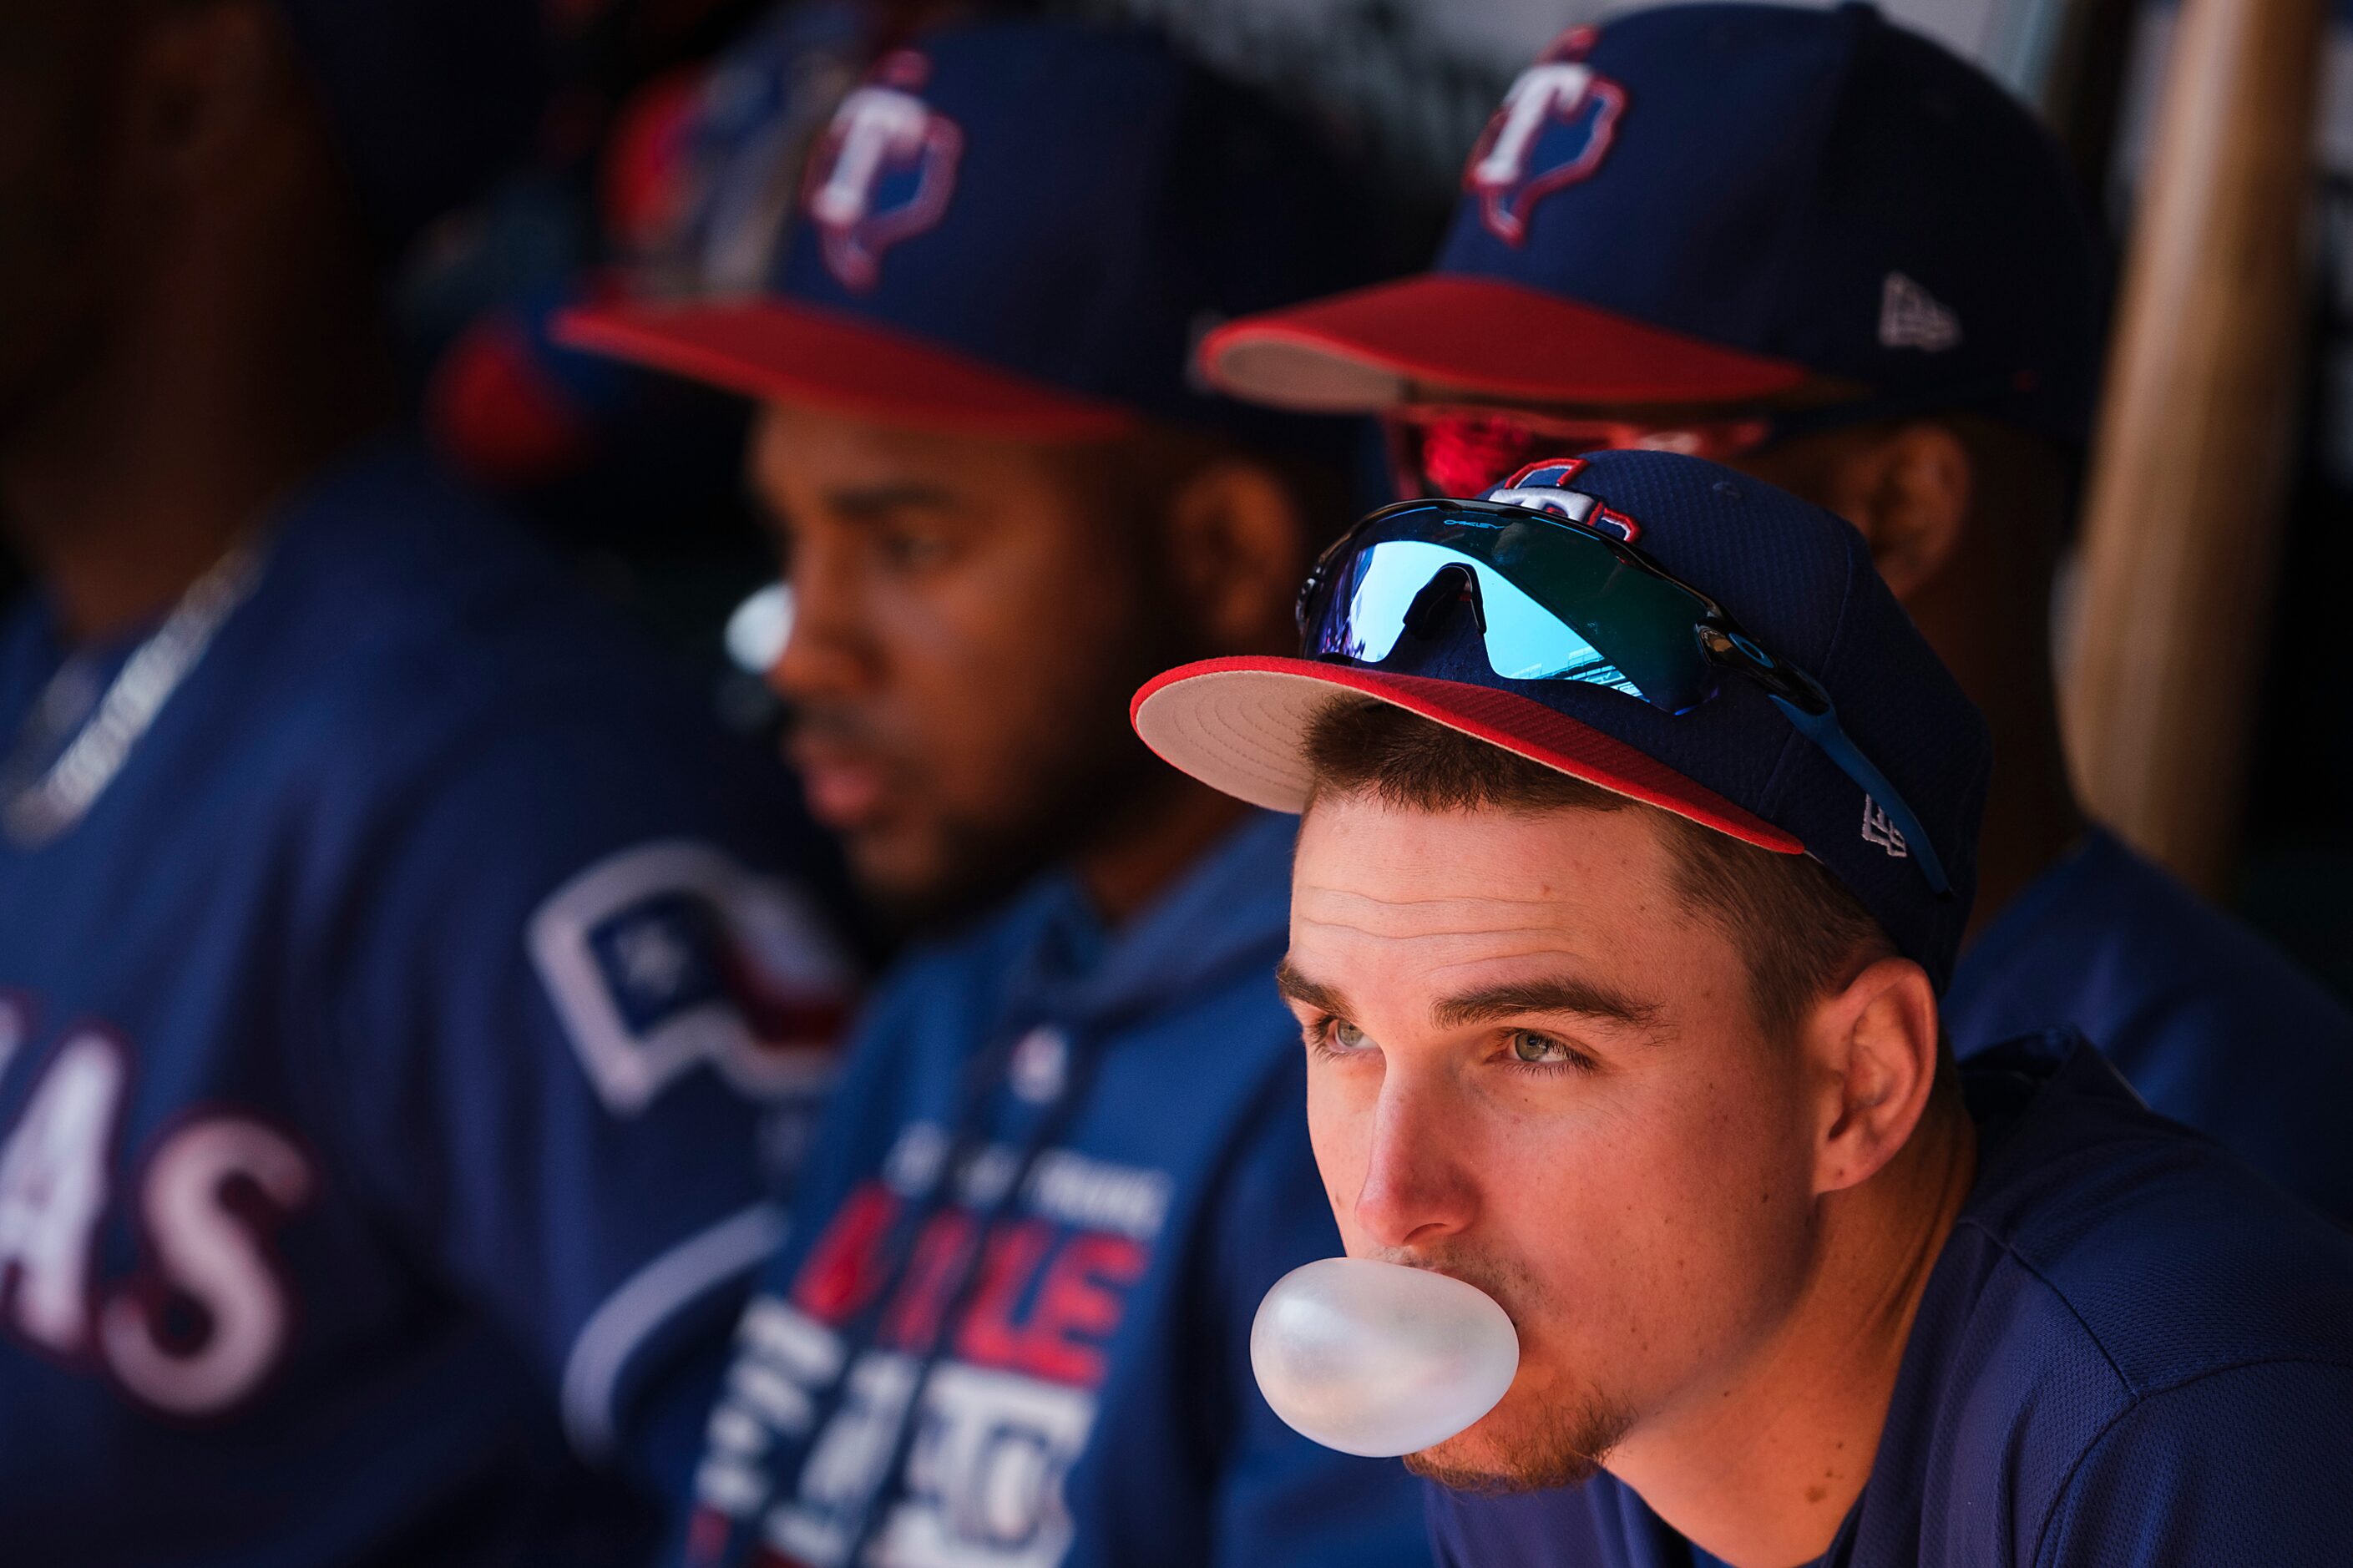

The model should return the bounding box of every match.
[1249,1257,1520,1458]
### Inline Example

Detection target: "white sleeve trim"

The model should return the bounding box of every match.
[561,1199,789,1460]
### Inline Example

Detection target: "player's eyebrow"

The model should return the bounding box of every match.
[1273,957,1349,1017]
[1276,960,1662,1038]
[825,479,961,519]
[1430,974,1662,1034]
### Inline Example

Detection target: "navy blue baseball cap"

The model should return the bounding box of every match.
[557,16,1378,446]
[1132,449,1991,990]
[1199,3,2103,444]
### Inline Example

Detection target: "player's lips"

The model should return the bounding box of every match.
[1364,1252,1531,1333]
[792,736,896,829]
[798,755,888,828]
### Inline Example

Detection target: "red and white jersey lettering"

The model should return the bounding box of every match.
[0,1020,313,1414]
[696,1123,1167,1567]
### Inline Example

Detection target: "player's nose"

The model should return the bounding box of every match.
[1352,1067,1481,1252]
[770,560,881,703]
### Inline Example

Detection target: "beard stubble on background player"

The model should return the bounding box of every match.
[785,666,1186,933]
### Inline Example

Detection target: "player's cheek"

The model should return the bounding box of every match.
[1305,1060,1378,1242]
[1471,1110,1642,1355]
[1581,1120,1788,1388]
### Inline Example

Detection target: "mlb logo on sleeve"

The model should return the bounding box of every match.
[530,840,853,1116]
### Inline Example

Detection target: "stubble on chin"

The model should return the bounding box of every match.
[1403,1388,1633,1495]
[1371,1242,1635,1496]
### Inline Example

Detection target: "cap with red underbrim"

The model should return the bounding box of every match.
[1200,4,2102,440]
[554,297,1138,440]
[1130,655,1804,854]
[1196,275,1811,415]
[1133,448,1990,995]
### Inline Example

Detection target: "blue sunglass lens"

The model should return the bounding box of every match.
[1320,541,1646,700]
[1302,509,1952,898]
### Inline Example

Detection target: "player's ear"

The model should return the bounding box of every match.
[1801,954,1943,1196]
[1819,422,1973,601]
[1161,457,1308,654]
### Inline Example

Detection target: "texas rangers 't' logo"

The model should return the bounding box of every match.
[1488,457,1642,543]
[802,51,964,292]
[1464,27,1627,246]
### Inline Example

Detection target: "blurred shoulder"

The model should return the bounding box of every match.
[246,443,806,840]
[2037,830,2352,1039]
[264,445,696,733]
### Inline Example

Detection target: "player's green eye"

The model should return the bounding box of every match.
[1510,1029,1571,1065]
[1306,1016,1376,1064]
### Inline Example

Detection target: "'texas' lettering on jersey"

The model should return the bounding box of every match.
[0,994,311,1417]
[690,1123,1171,1567]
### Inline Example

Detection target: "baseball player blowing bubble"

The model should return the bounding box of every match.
[1135,450,2353,1567]
[1203,0,2353,1222]
[0,3,854,1562]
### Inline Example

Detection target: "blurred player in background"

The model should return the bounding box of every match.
[563,14,1432,1566]
[1201,2,2353,1221]
[0,2,853,1561]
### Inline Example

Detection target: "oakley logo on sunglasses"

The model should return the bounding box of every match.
[804,51,964,292]
[1465,26,1627,245]
[1485,458,1642,543]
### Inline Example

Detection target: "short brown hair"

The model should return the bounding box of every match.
[1302,700,1893,1036]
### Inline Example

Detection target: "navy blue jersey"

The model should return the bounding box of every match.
[1426,1032,2353,1567]
[1946,827,2353,1218]
[672,812,1430,1568]
[0,444,854,1565]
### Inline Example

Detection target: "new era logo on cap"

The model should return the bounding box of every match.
[803,51,964,292]
[1862,795,1911,857]
[1465,25,1627,245]
[1878,271,1962,352]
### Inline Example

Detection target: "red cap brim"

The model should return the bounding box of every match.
[556,298,1137,439]
[1197,275,1810,413]
[1131,656,1802,854]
